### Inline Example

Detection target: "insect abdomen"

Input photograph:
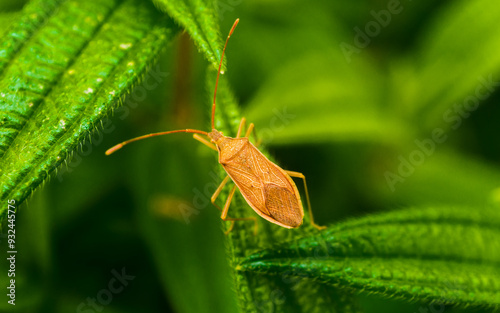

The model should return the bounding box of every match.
[264,184,303,228]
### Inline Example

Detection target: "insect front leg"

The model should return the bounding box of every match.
[284,170,326,231]
[193,134,217,151]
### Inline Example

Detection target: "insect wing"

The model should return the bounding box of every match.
[222,142,303,228]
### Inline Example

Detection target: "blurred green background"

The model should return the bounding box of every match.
[1,0,499,312]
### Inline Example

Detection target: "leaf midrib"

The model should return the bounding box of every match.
[243,253,500,269]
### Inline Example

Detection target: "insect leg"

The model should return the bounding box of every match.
[193,134,217,151]
[243,121,261,147]
[244,122,253,137]
[211,175,231,212]
[219,185,258,235]
[220,184,236,219]
[236,117,247,138]
[284,170,326,230]
[211,174,258,234]
[237,117,261,146]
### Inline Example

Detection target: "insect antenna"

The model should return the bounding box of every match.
[105,129,209,155]
[107,19,239,156]
[211,18,240,130]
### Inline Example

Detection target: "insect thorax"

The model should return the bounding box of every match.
[209,130,248,162]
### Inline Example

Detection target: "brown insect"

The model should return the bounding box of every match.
[106,19,325,233]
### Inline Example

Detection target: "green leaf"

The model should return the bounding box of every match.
[412,0,500,126]
[244,51,408,146]
[209,69,361,313]
[0,0,173,219]
[153,0,225,71]
[239,207,500,308]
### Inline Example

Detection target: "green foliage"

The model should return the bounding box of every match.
[0,0,172,218]
[380,150,500,207]
[0,0,499,312]
[245,51,407,145]
[239,206,500,307]
[208,70,360,313]
[153,0,225,70]
[413,0,500,126]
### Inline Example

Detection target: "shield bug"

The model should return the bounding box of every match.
[106,19,325,233]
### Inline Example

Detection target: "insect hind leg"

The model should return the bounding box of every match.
[284,170,326,231]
